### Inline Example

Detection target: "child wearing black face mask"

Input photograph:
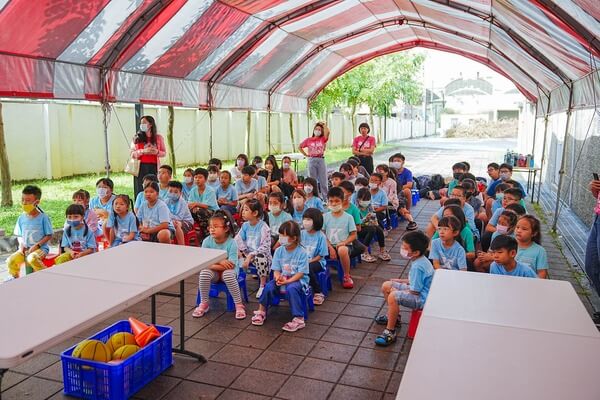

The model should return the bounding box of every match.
[55,204,97,264]
[438,162,468,205]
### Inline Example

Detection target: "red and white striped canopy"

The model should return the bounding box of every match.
[0,0,598,114]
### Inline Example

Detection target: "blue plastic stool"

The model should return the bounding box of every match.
[317,268,332,296]
[411,189,420,206]
[196,270,249,312]
[269,286,314,320]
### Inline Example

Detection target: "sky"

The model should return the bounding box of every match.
[411,48,519,94]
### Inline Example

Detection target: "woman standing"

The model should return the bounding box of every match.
[130,115,166,196]
[299,122,330,199]
[352,122,376,175]
[585,177,600,299]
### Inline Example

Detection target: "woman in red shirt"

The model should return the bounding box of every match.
[130,115,166,196]
[299,122,330,199]
[352,122,376,174]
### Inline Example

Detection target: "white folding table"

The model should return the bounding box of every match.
[0,242,225,396]
[397,270,600,400]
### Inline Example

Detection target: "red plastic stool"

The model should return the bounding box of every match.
[42,254,59,268]
[407,309,423,339]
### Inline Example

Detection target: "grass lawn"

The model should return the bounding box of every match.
[0,143,397,233]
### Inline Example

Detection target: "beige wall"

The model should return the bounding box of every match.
[2,101,430,180]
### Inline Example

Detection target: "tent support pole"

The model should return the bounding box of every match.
[208,108,214,160]
[102,102,111,178]
[530,102,537,157]
[551,86,574,232]
[536,95,551,204]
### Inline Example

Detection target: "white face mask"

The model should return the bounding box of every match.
[184,176,193,184]
[256,163,263,169]
[400,249,411,259]
[496,224,509,234]
[237,159,245,167]
[499,172,510,181]
[369,183,378,190]
[140,123,149,133]
[355,184,364,191]
[283,163,290,169]
[303,185,313,194]
[328,204,342,213]
[208,173,218,181]
[302,219,313,231]
[270,205,281,214]
[293,198,304,209]
[314,129,322,137]
[97,187,108,198]
[390,161,402,169]
[279,236,289,246]
[359,200,370,208]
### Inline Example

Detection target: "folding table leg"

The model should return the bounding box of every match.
[0,368,6,400]
[153,280,206,363]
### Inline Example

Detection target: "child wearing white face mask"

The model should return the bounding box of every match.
[301,208,329,305]
[181,168,195,200]
[267,192,292,250]
[230,153,249,182]
[356,188,390,262]
[375,231,433,346]
[89,177,116,238]
[290,189,307,224]
[206,165,221,191]
[281,156,298,187]
[303,177,325,211]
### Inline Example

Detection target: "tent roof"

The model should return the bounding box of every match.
[0,0,598,114]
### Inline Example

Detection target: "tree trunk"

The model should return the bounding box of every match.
[350,103,357,136]
[289,113,296,152]
[166,106,176,176]
[0,103,13,207]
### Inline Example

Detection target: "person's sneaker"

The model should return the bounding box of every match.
[361,253,377,263]
[407,221,418,231]
[375,329,397,346]
[378,250,391,261]
[256,286,265,299]
[342,275,354,289]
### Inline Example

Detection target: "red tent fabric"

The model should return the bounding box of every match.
[0,0,598,114]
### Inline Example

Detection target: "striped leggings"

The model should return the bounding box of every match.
[198,269,242,305]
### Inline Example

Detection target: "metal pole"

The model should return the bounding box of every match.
[135,103,144,131]
[102,102,111,178]
[208,108,214,160]
[551,87,574,231]
[536,94,552,204]
[530,102,537,157]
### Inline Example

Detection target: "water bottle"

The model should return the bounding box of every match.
[528,154,534,168]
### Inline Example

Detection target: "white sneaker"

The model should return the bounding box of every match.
[256,286,265,299]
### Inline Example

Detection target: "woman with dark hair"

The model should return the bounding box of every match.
[130,115,166,196]
[352,122,376,174]
[299,122,330,199]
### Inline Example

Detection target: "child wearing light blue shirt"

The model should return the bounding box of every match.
[189,184,219,212]
[489,234,537,279]
[375,231,434,346]
[301,207,329,305]
[430,238,467,271]
[55,204,97,265]
[515,215,548,278]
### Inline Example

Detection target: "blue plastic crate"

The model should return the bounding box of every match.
[61,320,173,400]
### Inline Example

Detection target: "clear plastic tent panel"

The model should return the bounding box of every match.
[0,0,598,114]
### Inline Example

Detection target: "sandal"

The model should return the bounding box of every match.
[282,317,306,332]
[378,250,391,261]
[375,329,397,346]
[313,293,325,305]
[407,222,418,231]
[251,310,266,326]
[235,304,246,320]
[342,275,354,289]
[192,303,209,318]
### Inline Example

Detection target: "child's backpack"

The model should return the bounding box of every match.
[430,174,445,190]
[415,175,431,191]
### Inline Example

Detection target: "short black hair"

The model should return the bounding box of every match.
[505,203,526,216]
[168,180,183,190]
[252,156,263,165]
[347,159,359,168]
[499,163,513,172]
[268,191,286,205]
[443,198,462,207]
[402,231,430,257]
[462,161,471,171]
[302,208,323,231]
[142,173,158,183]
[452,162,467,171]
[144,181,160,193]
[331,172,346,180]
[388,153,405,162]
[279,220,301,243]
[339,163,352,173]
[358,122,370,133]
[490,234,518,252]
[72,189,90,200]
[243,198,263,218]
[499,210,518,227]
[95,177,114,190]
[461,173,476,182]
[503,187,523,200]
[208,158,222,169]
[487,162,500,170]
[241,166,255,176]
[495,183,509,194]
[207,165,219,173]
[356,187,371,201]
[65,204,85,217]
[159,164,173,175]
[370,172,383,182]
[438,215,462,232]
[327,186,344,201]
[355,177,369,187]
[339,180,355,194]
[348,156,361,165]
[193,167,208,179]
[452,185,467,195]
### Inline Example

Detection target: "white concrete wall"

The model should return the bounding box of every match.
[1,101,432,180]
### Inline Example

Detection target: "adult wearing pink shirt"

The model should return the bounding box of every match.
[352,122,376,175]
[299,122,330,198]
